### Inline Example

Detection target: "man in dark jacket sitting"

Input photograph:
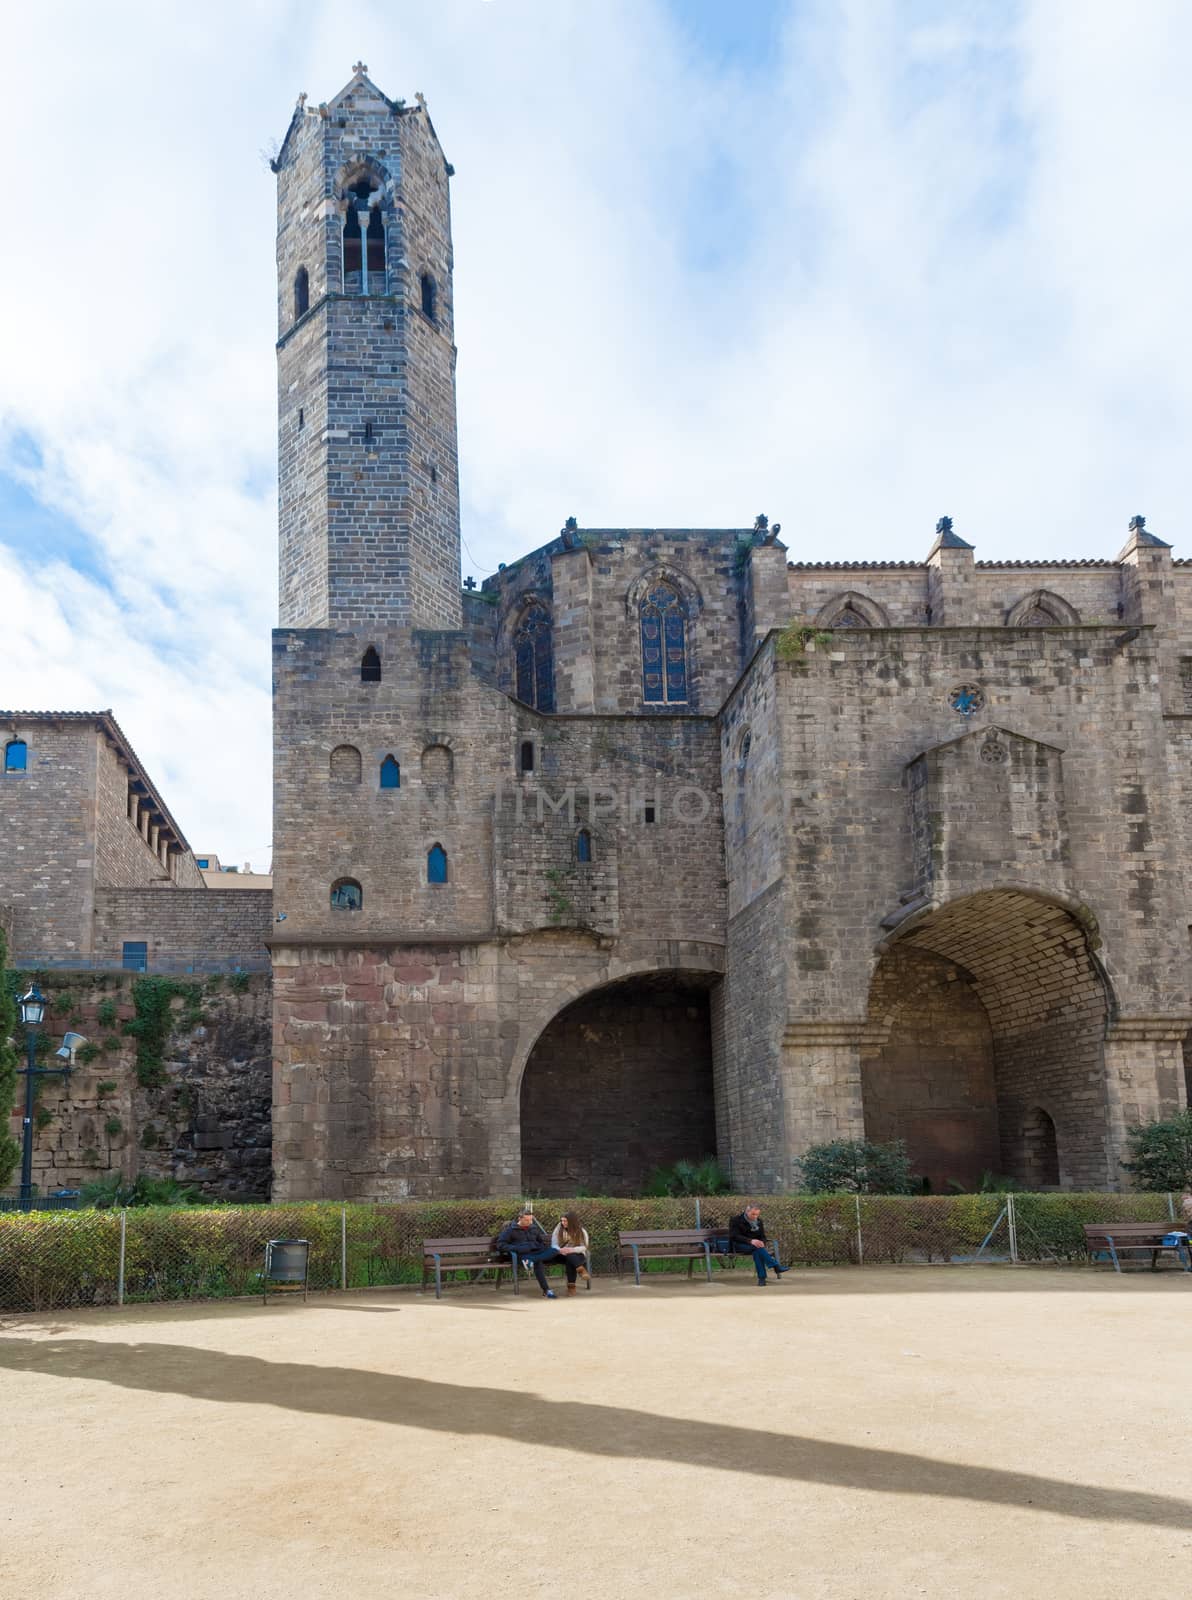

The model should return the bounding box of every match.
[728,1204,789,1286]
[496,1211,560,1298]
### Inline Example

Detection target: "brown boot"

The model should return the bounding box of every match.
[577,1265,589,1282]
[567,1282,577,1296]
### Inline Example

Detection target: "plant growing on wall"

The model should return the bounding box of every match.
[0,930,21,1188]
[123,977,206,1088]
[1122,1109,1192,1191]
[775,623,833,661]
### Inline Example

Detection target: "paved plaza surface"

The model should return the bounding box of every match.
[2,1267,1190,1600]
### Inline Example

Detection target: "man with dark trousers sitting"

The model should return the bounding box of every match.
[728,1203,789,1286]
[496,1210,560,1299]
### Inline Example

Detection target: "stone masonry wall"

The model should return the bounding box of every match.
[2,971,271,1200]
[93,888,272,966]
[94,733,202,889]
[272,626,726,946]
[471,529,759,717]
[271,932,725,1200]
[0,720,97,958]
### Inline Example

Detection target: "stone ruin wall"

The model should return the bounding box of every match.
[2,970,272,1201]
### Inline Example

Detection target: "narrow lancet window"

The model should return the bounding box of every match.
[294,266,309,318]
[640,582,687,703]
[513,603,554,712]
[576,829,593,864]
[380,755,400,789]
[428,843,448,884]
[420,272,437,320]
[361,647,381,683]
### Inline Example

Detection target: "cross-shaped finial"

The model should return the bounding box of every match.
[936,515,953,535]
[1129,514,1146,531]
[352,61,368,76]
[464,576,477,590]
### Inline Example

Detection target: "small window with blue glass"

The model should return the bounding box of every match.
[380,755,400,789]
[122,941,148,972]
[4,739,27,773]
[576,829,593,864]
[428,844,448,884]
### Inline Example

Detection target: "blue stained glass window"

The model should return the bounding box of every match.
[4,740,27,772]
[196,858,209,870]
[576,829,592,864]
[428,843,448,884]
[380,755,400,789]
[640,583,687,703]
[514,603,554,712]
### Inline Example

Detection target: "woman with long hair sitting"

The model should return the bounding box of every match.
[550,1212,590,1296]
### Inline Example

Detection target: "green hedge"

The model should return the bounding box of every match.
[0,1191,1180,1311]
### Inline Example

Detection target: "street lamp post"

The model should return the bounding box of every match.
[16,984,73,1212]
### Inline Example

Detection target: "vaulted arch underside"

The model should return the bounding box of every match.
[863,890,1112,1190]
[519,970,721,1195]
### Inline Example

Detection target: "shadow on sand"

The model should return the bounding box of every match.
[1,1332,1189,1531]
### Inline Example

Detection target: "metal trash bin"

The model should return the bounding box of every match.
[263,1238,310,1304]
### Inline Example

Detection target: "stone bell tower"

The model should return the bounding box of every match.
[272,64,461,630]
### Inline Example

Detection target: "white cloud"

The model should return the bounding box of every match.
[0,0,1190,864]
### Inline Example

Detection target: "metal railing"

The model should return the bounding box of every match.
[8,954,270,975]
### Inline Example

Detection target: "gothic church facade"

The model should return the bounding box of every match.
[265,68,1192,1200]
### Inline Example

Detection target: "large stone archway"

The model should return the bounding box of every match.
[863,890,1114,1189]
[519,971,720,1196]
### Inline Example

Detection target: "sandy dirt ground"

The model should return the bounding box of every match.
[1,1266,1190,1600]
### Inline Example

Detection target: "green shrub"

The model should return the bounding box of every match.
[96,998,117,1028]
[798,1138,914,1194]
[104,1117,123,1139]
[76,1043,102,1066]
[79,1173,203,1209]
[644,1156,732,1197]
[96,1079,118,1097]
[1122,1109,1192,1192]
[0,1191,1185,1313]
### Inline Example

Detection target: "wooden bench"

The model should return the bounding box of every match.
[422,1236,522,1300]
[619,1228,716,1285]
[1082,1222,1191,1273]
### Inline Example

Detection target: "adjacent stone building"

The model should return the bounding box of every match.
[267,68,1192,1200]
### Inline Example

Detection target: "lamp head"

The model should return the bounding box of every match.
[18,984,47,1027]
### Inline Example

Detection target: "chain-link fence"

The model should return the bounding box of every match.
[0,1191,1183,1313]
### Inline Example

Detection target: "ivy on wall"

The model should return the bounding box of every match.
[123,978,206,1088]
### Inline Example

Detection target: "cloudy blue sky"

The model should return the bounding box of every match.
[1,0,1189,867]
